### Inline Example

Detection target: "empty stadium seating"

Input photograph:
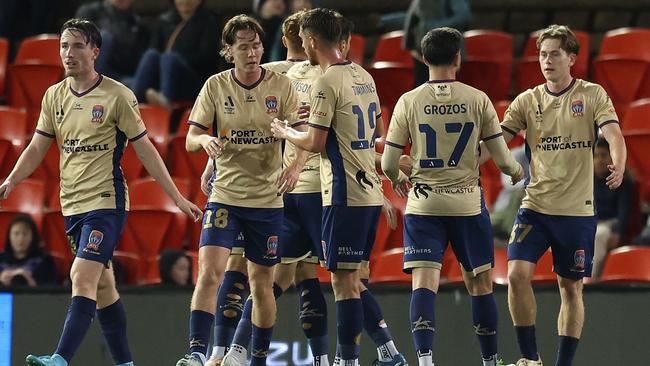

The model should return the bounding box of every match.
[14,34,61,66]
[0,179,45,242]
[370,248,410,284]
[371,30,413,67]
[139,104,171,159]
[621,98,650,132]
[600,246,650,283]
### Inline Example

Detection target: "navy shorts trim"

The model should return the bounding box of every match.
[279,192,323,264]
[507,208,596,279]
[64,209,127,266]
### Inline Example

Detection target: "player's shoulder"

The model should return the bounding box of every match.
[286,60,321,80]
[263,67,292,87]
[261,60,290,74]
[574,78,606,95]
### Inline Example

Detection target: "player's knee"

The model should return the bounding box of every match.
[197,267,223,288]
[467,271,493,295]
[558,277,583,302]
[508,266,533,287]
[331,270,360,299]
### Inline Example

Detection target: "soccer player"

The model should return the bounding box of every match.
[176,14,300,366]
[271,8,408,366]
[0,19,202,366]
[381,27,523,366]
[494,25,626,366]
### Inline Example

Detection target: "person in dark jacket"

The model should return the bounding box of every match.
[131,0,222,107]
[159,249,193,287]
[253,0,288,63]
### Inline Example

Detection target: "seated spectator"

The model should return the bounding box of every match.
[0,214,57,287]
[75,0,150,84]
[132,0,221,108]
[159,249,192,287]
[592,137,633,278]
[253,0,288,63]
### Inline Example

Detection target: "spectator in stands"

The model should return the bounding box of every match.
[403,0,471,86]
[0,214,57,287]
[131,0,221,108]
[253,0,288,63]
[592,137,633,278]
[269,0,314,61]
[75,0,150,85]
[159,249,192,287]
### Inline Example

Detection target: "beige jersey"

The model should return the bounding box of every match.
[189,68,299,208]
[501,78,619,216]
[284,60,323,194]
[308,61,383,207]
[262,59,304,75]
[386,80,503,216]
[35,75,146,216]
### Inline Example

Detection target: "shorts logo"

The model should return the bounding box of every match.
[85,230,104,253]
[91,105,104,123]
[264,235,278,259]
[571,249,586,272]
[265,96,278,114]
[571,100,584,117]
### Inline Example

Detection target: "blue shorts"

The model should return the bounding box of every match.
[279,192,323,264]
[65,209,127,266]
[507,208,596,279]
[322,205,381,271]
[200,202,283,266]
[403,209,494,276]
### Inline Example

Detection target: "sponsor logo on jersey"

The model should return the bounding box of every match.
[355,170,374,190]
[535,135,592,151]
[224,96,235,114]
[265,95,278,113]
[413,183,433,199]
[571,99,584,117]
[91,105,104,123]
[56,104,65,123]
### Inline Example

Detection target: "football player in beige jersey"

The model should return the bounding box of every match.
[0,19,201,366]
[177,15,300,366]
[382,27,523,366]
[272,9,408,366]
[488,25,627,366]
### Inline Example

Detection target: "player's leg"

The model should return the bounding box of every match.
[555,276,583,366]
[247,261,277,366]
[463,270,499,366]
[295,261,329,366]
[96,262,134,366]
[331,268,362,366]
[403,214,447,366]
[506,209,550,365]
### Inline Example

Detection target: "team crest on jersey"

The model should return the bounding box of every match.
[570,249,586,272]
[85,230,104,253]
[91,104,104,123]
[571,100,584,117]
[265,96,278,113]
[264,235,278,259]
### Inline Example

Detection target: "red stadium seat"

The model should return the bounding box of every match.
[479,160,502,209]
[316,265,331,284]
[348,34,366,65]
[14,34,61,66]
[0,179,45,242]
[458,30,513,101]
[175,108,193,137]
[600,246,650,283]
[380,105,392,136]
[592,28,650,119]
[370,248,410,284]
[29,142,60,202]
[42,206,73,277]
[372,31,413,67]
[120,177,191,279]
[169,135,210,196]
[621,98,650,132]
[493,100,510,121]
[0,37,8,96]
[492,247,508,285]
[367,62,414,111]
[120,144,145,181]
[139,104,171,159]
[112,250,142,285]
[532,249,556,284]
[0,107,27,177]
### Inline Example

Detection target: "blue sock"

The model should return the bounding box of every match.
[250,325,274,366]
[515,325,539,361]
[55,296,97,362]
[410,288,436,357]
[471,294,498,359]
[97,299,132,364]
[336,299,363,361]
[296,278,328,356]
[555,336,579,366]
[360,288,394,346]
[214,271,248,349]
[232,284,283,348]
[189,310,214,356]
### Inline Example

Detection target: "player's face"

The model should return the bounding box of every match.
[538,38,575,83]
[60,29,99,78]
[227,30,264,73]
[299,27,318,65]
[594,146,612,177]
[9,222,33,257]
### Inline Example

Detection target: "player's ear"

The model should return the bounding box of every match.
[281,35,288,48]
[92,46,100,61]
[568,52,577,67]
[454,52,461,68]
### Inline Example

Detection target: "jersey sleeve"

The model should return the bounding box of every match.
[188,78,217,131]
[385,95,410,149]
[308,76,336,131]
[594,85,619,128]
[500,93,528,136]
[35,87,56,138]
[115,88,147,141]
[480,96,504,141]
[282,77,302,127]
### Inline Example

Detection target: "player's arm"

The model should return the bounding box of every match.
[132,135,202,221]
[0,133,53,198]
[600,122,626,189]
[186,125,226,159]
[483,135,524,184]
[201,158,215,196]
[271,119,328,152]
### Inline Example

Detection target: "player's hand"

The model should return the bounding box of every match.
[0,270,14,286]
[392,171,412,198]
[200,164,214,197]
[177,198,203,222]
[201,136,228,159]
[382,196,398,230]
[270,118,291,139]
[0,180,15,200]
[277,162,301,194]
[399,154,412,176]
[606,163,624,189]
[510,163,525,185]
[298,103,311,120]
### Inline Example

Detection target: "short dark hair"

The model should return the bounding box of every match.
[220,14,265,62]
[3,214,42,261]
[421,27,462,66]
[300,8,341,45]
[60,18,102,48]
[338,14,354,41]
[282,11,305,51]
[536,24,580,55]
